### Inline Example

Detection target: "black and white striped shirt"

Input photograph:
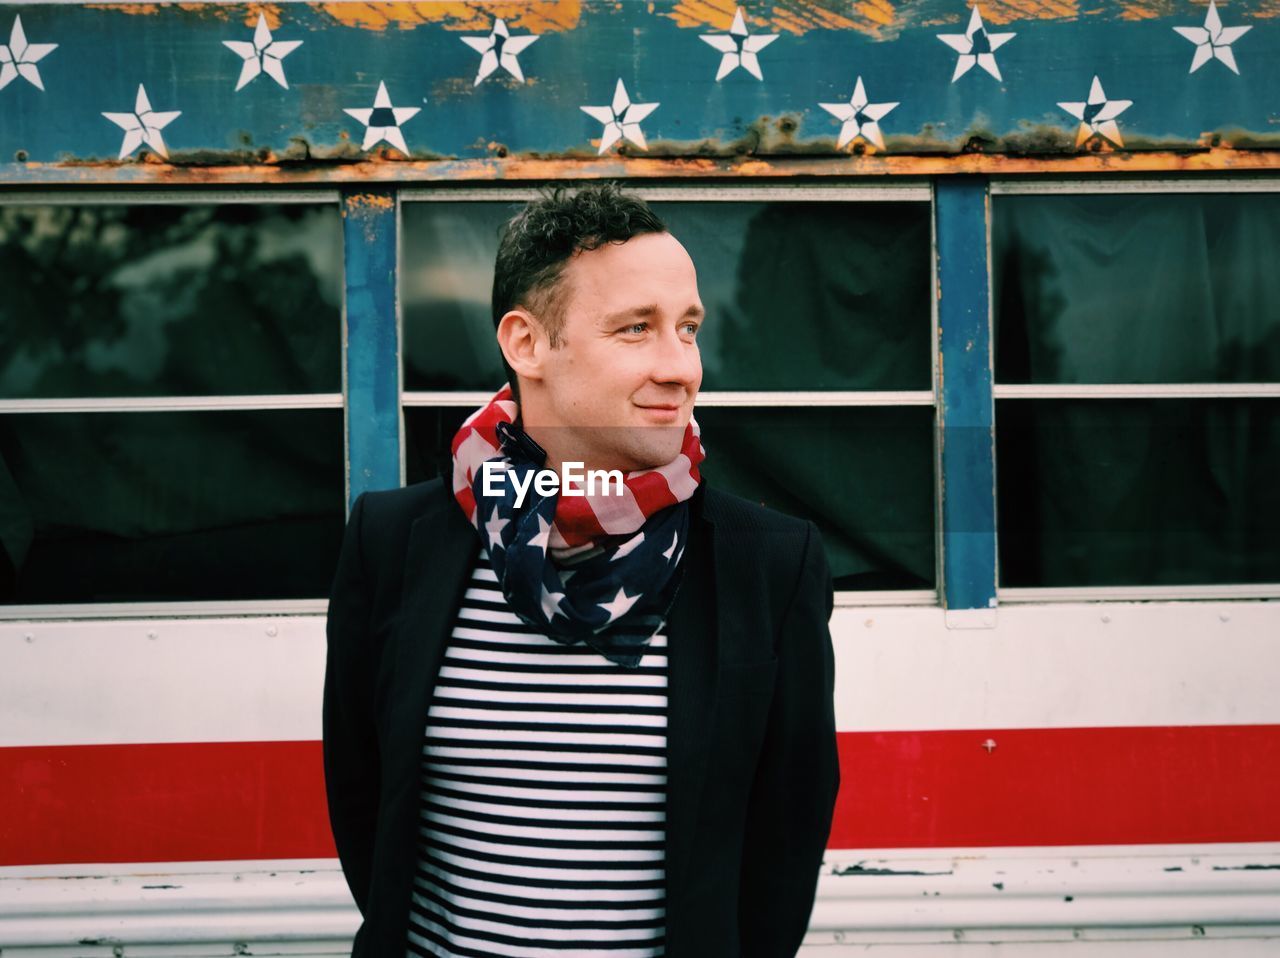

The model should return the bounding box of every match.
[406,553,668,958]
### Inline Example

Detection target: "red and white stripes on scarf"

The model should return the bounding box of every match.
[451,384,705,553]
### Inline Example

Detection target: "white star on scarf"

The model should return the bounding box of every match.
[527,515,553,555]
[599,587,640,621]
[700,7,778,81]
[611,531,645,561]
[485,506,509,551]
[662,531,679,561]
[540,582,568,621]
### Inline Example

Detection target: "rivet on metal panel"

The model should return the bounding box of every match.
[981,738,996,753]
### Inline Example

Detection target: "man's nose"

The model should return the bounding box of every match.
[651,325,701,388]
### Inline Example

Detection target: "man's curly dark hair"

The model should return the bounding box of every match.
[491,181,666,398]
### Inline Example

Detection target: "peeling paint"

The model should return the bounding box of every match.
[665,0,892,37]
[317,2,582,33]
[346,191,394,211]
[836,862,955,877]
[10,144,1280,185]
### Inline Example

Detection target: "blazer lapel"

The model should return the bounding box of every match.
[663,487,721,910]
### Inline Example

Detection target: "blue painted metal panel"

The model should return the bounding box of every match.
[935,176,997,612]
[341,189,400,508]
[0,1,1278,174]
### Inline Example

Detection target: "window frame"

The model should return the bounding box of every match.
[0,188,347,620]
[989,174,1280,602]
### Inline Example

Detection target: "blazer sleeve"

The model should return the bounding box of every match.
[322,490,381,917]
[738,520,840,958]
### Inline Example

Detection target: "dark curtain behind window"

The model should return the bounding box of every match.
[993,193,1280,587]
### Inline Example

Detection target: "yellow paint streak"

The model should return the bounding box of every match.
[1117,0,1177,21]
[858,0,897,29]
[83,4,164,15]
[666,0,879,35]
[975,0,1080,24]
[318,2,581,33]
[84,2,284,25]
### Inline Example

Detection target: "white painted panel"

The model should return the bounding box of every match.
[832,601,1280,731]
[0,617,327,747]
[2,599,1278,747]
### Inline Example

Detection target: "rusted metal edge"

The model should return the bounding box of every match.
[4,149,1280,187]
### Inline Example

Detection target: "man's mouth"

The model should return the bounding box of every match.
[635,403,683,422]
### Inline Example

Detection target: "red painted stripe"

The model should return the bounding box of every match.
[3,726,1279,866]
[828,725,1280,848]
[0,741,336,866]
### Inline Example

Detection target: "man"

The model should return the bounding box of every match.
[323,182,839,958]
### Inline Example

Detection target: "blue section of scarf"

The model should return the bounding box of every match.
[471,420,689,668]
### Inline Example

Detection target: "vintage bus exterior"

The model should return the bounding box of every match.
[1,2,1277,954]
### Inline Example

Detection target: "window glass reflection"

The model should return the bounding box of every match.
[0,204,342,399]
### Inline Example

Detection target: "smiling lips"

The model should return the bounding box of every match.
[636,403,682,422]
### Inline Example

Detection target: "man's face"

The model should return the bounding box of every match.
[530,231,704,473]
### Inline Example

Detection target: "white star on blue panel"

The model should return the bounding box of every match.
[1057,75,1132,148]
[818,77,899,150]
[0,15,57,92]
[223,13,302,91]
[700,7,779,81]
[1173,0,1251,74]
[344,81,420,155]
[936,6,1015,82]
[102,85,181,159]
[461,17,539,86]
[580,79,659,154]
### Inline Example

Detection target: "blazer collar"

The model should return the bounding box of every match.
[378,481,721,938]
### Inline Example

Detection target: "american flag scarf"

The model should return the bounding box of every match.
[451,384,706,667]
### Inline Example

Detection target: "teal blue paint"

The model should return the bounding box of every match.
[935,177,997,611]
[1,1,1278,175]
[342,190,399,508]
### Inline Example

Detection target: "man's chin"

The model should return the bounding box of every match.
[620,426,687,471]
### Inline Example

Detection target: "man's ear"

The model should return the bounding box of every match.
[496,308,545,384]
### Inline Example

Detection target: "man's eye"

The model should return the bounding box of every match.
[624,323,647,334]
[682,322,700,335]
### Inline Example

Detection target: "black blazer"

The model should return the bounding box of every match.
[323,476,839,957]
